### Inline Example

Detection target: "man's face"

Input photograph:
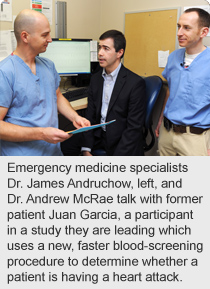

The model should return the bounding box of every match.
[98,38,123,74]
[177,12,203,51]
[27,16,52,55]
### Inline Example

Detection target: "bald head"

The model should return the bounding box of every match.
[14,9,48,43]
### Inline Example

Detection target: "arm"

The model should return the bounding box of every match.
[155,87,170,137]
[0,106,70,143]
[113,78,146,156]
[56,87,90,129]
[0,88,90,144]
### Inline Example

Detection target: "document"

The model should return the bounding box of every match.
[158,50,169,68]
[0,30,14,62]
[67,120,116,134]
[0,0,12,21]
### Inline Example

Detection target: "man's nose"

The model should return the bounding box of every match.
[47,35,52,42]
[177,27,183,36]
[98,48,103,55]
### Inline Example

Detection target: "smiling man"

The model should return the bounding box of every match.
[81,30,146,156]
[0,9,90,156]
[155,8,210,156]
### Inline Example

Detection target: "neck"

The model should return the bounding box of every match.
[186,43,206,55]
[13,47,36,74]
[14,47,35,63]
[105,61,121,75]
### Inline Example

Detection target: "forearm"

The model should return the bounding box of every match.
[159,87,170,121]
[0,120,70,144]
[155,87,170,137]
[57,93,79,123]
[0,120,45,142]
[57,90,90,129]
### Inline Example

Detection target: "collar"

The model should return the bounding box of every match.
[185,51,201,59]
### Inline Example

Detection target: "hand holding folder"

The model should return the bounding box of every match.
[66,119,116,134]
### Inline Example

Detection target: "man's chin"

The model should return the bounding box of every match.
[41,47,47,53]
[178,41,186,47]
[99,60,106,67]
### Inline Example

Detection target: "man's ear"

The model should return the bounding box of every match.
[20,31,29,43]
[117,49,124,59]
[200,27,209,38]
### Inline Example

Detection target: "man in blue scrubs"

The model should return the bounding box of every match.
[0,9,90,156]
[156,8,210,156]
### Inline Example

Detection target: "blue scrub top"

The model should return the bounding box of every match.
[0,55,63,156]
[162,47,210,128]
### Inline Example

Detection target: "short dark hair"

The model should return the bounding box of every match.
[99,30,126,58]
[184,8,210,28]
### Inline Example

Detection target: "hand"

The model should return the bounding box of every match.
[73,115,91,129]
[208,149,210,156]
[155,117,163,138]
[42,127,71,144]
[82,151,92,156]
